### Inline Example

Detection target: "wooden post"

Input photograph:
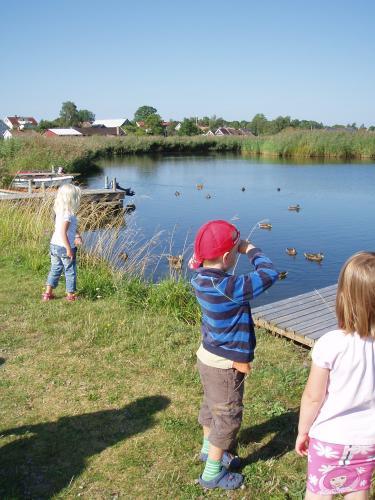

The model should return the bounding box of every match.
[104,176,109,189]
[41,182,46,195]
[28,179,32,194]
[112,177,117,192]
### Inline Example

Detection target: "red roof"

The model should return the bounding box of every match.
[7,116,38,126]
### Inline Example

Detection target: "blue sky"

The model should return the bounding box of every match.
[2,0,375,125]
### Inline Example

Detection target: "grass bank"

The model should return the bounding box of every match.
[2,129,375,187]
[0,199,317,499]
[242,129,375,159]
[0,135,243,186]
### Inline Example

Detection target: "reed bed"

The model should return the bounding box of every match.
[242,129,375,159]
[0,135,243,186]
[0,195,199,323]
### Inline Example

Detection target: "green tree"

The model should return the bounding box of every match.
[178,118,200,136]
[144,114,163,135]
[249,114,269,135]
[38,118,62,131]
[59,101,79,127]
[77,109,95,124]
[134,106,158,122]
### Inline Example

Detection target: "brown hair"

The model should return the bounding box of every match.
[336,252,375,338]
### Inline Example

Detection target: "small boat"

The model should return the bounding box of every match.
[167,255,183,270]
[11,171,74,190]
[288,204,301,211]
[278,271,288,280]
[196,183,204,190]
[258,223,272,229]
[286,247,297,256]
[304,252,324,262]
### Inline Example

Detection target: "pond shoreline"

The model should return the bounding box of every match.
[2,130,375,187]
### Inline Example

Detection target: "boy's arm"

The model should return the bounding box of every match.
[220,247,279,304]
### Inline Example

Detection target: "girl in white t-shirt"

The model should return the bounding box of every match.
[295,252,375,499]
[43,184,82,302]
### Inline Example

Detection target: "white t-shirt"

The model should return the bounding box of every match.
[196,344,233,369]
[309,329,375,445]
[50,213,77,248]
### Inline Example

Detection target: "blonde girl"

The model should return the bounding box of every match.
[295,252,375,499]
[43,184,82,301]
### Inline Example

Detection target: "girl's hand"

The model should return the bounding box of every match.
[66,247,74,259]
[295,432,309,456]
[74,235,82,246]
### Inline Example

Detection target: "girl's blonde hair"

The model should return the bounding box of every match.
[336,251,375,338]
[54,184,81,216]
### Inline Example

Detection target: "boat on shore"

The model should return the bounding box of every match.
[11,171,75,190]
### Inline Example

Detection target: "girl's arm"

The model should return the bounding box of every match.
[60,220,73,259]
[295,362,329,456]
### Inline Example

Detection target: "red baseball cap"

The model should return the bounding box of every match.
[189,220,240,269]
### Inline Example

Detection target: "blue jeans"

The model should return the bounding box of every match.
[46,244,77,293]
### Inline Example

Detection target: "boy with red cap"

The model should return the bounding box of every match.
[189,220,279,490]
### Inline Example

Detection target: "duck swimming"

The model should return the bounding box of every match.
[304,252,324,262]
[167,255,183,270]
[286,248,297,256]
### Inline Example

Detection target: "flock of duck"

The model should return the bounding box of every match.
[167,185,325,270]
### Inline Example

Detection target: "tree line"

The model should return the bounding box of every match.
[37,102,375,136]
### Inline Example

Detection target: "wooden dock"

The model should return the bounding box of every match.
[252,284,337,347]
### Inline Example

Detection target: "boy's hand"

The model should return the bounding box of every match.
[238,240,255,254]
[295,432,309,456]
[233,361,252,374]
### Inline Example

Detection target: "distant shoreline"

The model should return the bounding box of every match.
[1,130,375,186]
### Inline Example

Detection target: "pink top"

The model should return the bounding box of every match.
[309,329,375,445]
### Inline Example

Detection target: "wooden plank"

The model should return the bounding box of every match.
[253,285,337,314]
[296,318,338,335]
[254,317,315,347]
[257,298,335,322]
[277,312,336,331]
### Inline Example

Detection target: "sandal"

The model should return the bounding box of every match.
[42,292,55,301]
[200,451,241,469]
[199,467,243,490]
[66,294,79,302]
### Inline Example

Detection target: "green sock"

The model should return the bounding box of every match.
[202,457,222,481]
[201,437,209,455]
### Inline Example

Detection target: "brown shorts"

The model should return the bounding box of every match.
[197,359,245,451]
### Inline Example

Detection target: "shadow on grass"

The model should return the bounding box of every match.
[0,357,5,367]
[0,395,170,499]
[239,410,298,465]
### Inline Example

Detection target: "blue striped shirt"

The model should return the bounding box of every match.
[191,248,278,362]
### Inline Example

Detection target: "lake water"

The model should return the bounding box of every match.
[85,154,375,306]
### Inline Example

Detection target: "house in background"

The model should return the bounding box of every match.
[3,129,38,140]
[92,118,128,128]
[0,119,9,138]
[74,127,125,137]
[44,128,83,137]
[4,116,38,130]
[214,127,254,137]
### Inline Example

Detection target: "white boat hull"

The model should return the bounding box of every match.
[12,175,74,189]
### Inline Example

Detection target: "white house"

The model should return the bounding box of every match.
[4,116,38,129]
[92,119,127,128]
[44,128,83,137]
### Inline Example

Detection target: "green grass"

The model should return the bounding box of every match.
[1,201,373,498]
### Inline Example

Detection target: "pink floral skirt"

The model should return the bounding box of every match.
[307,438,375,495]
